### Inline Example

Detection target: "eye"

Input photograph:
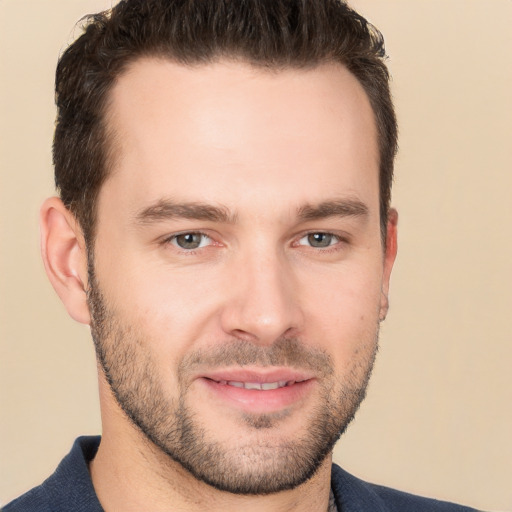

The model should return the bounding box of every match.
[170,232,212,250]
[298,232,339,248]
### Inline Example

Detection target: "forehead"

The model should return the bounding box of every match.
[101,58,379,219]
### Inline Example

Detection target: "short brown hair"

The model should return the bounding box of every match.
[54,0,397,244]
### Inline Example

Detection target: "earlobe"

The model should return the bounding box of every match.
[40,197,91,325]
[380,208,398,321]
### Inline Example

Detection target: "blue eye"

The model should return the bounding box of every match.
[171,232,211,250]
[299,233,338,248]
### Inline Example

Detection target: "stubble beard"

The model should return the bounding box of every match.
[87,267,378,495]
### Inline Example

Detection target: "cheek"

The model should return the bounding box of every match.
[99,262,224,362]
[304,261,382,319]
[301,265,382,360]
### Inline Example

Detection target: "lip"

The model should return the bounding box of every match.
[195,367,316,414]
[200,367,315,384]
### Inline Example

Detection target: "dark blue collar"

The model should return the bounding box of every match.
[42,436,103,512]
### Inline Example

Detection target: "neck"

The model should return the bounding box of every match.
[91,386,333,512]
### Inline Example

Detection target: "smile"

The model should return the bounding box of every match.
[199,372,315,413]
[210,379,302,390]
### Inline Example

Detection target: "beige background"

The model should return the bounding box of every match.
[1,0,511,510]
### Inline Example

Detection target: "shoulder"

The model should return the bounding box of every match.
[3,436,102,512]
[367,483,480,512]
[2,484,52,512]
[331,463,481,512]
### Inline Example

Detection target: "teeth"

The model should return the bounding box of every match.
[224,380,291,390]
[244,382,263,390]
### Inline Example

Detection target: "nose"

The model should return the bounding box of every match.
[219,250,304,345]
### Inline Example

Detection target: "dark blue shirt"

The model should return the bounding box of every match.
[3,436,480,511]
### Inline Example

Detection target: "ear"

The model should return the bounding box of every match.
[40,197,91,325]
[379,208,398,322]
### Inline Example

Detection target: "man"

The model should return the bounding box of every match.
[3,1,481,511]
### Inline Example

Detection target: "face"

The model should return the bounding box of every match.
[87,59,396,494]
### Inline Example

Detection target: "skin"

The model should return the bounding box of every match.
[41,59,397,512]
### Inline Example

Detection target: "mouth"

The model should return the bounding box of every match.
[196,369,315,413]
[206,379,305,391]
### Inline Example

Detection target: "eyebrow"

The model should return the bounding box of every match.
[134,197,369,226]
[135,199,237,224]
[297,198,369,221]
